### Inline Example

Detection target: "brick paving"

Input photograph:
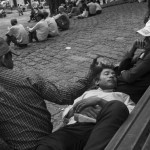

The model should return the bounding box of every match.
[0,2,147,130]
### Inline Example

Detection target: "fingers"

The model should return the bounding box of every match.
[91,55,101,67]
[135,40,145,49]
[73,101,86,113]
[80,107,99,118]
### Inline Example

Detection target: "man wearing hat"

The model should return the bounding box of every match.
[0,37,102,150]
[116,20,150,103]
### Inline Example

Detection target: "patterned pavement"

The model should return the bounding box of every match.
[0,2,147,130]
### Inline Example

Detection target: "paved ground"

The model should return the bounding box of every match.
[0,2,147,130]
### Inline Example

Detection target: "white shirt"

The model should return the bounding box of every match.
[7,24,29,44]
[95,3,102,11]
[87,2,97,14]
[45,17,59,36]
[63,88,135,125]
[29,19,49,41]
[80,9,89,18]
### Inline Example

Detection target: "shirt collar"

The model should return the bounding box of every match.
[98,87,114,92]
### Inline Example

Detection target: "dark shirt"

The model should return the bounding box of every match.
[117,50,150,103]
[55,13,70,30]
[0,67,92,150]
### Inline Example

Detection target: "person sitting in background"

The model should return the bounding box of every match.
[28,7,40,22]
[43,10,59,37]
[68,2,81,18]
[27,12,49,42]
[95,1,102,14]
[36,63,134,150]
[75,3,89,19]
[76,0,84,13]
[116,20,150,103]
[87,0,97,16]
[6,19,29,48]
[54,6,70,31]
[0,8,6,18]
[17,4,23,16]
[32,0,39,9]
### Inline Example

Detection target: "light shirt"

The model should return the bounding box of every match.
[29,19,49,41]
[87,2,97,15]
[45,17,59,36]
[95,3,102,11]
[81,9,89,18]
[63,88,135,125]
[53,14,61,20]
[7,24,29,44]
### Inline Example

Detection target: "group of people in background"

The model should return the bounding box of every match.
[64,0,102,19]
[5,0,102,49]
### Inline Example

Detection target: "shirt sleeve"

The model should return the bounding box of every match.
[29,23,40,32]
[7,27,14,36]
[118,53,150,83]
[122,94,135,113]
[27,74,93,105]
[118,51,136,73]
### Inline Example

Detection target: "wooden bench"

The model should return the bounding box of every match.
[105,86,150,150]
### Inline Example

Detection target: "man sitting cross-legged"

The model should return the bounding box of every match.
[6,19,29,48]
[36,63,135,150]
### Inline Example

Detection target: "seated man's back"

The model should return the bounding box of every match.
[87,1,96,15]
[55,13,70,30]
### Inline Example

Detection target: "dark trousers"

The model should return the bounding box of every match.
[28,30,39,42]
[96,10,102,14]
[6,34,27,47]
[36,101,129,150]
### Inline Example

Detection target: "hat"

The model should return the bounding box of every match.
[0,37,17,57]
[137,20,150,36]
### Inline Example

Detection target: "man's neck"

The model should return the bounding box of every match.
[98,87,114,92]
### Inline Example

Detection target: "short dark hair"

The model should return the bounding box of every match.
[37,12,44,19]
[11,19,17,26]
[90,62,115,89]
[43,10,49,19]
[95,62,115,76]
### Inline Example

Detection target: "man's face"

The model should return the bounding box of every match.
[144,37,150,50]
[97,68,117,90]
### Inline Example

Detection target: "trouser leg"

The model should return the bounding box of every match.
[32,30,38,42]
[36,123,94,150]
[5,34,18,45]
[83,100,129,150]
[29,30,38,42]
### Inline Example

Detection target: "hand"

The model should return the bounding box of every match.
[133,40,145,49]
[73,96,102,113]
[88,55,102,78]
[79,106,101,119]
